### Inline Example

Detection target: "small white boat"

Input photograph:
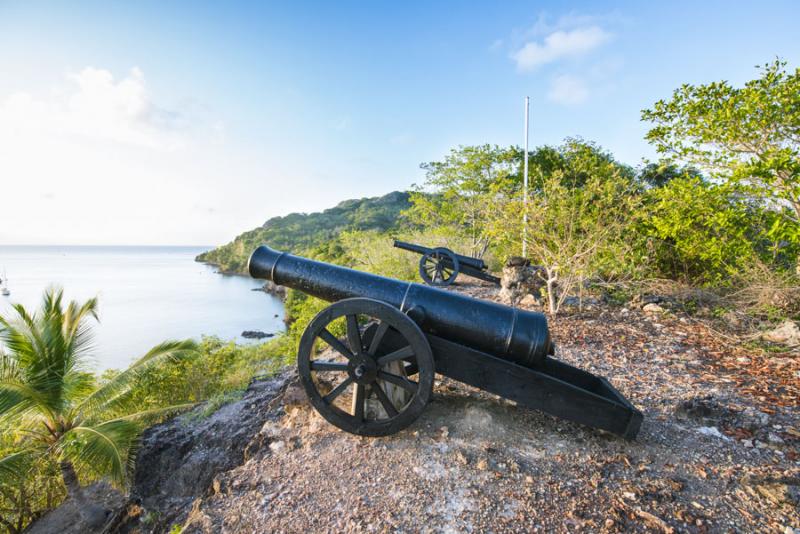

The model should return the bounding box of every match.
[1,270,9,296]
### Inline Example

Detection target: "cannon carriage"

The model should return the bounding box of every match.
[393,240,500,286]
[249,245,642,439]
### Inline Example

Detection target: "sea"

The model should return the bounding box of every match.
[0,246,285,371]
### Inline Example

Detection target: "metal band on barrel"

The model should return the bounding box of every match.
[505,308,518,354]
[271,252,287,285]
[399,282,413,313]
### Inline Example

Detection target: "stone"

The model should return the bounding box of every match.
[697,426,728,440]
[506,256,530,267]
[761,320,800,346]
[499,261,546,306]
[453,450,469,466]
[739,407,770,431]
[241,330,274,339]
[642,303,665,314]
[675,397,737,426]
[767,432,785,445]
[282,383,308,407]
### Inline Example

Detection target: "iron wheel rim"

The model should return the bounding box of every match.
[297,297,434,436]
[418,247,459,286]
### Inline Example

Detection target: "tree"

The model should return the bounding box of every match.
[0,288,196,527]
[637,161,701,189]
[489,141,641,314]
[642,59,800,269]
[406,145,523,257]
[641,177,765,284]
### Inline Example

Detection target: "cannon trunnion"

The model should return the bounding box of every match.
[249,245,642,439]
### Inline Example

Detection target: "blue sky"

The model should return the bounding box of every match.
[1,1,798,245]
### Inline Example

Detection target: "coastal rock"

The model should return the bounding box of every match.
[24,482,125,534]
[110,371,292,533]
[241,330,274,339]
[253,281,287,299]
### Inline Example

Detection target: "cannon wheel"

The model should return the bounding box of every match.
[418,247,459,286]
[297,297,435,436]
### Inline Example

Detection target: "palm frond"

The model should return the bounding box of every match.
[0,449,36,485]
[62,420,143,485]
[0,378,56,423]
[63,296,99,373]
[75,340,198,420]
[0,287,101,420]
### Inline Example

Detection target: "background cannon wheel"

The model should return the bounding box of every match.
[419,247,459,286]
[297,298,434,436]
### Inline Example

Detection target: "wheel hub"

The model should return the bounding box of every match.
[348,354,377,384]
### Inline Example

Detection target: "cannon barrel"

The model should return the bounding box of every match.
[249,245,552,368]
[392,240,487,271]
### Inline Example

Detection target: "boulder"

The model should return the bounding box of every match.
[115,371,292,532]
[241,330,274,339]
[642,303,665,315]
[761,320,800,347]
[499,259,546,306]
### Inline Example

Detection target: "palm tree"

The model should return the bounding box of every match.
[0,287,197,527]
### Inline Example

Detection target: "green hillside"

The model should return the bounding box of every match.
[196,191,411,273]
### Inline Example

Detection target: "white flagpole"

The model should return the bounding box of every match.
[522,96,529,258]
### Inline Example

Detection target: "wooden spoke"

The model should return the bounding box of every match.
[319,329,354,361]
[378,371,418,393]
[346,314,362,354]
[367,321,390,355]
[377,345,415,366]
[298,297,434,436]
[310,360,349,372]
[323,376,354,404]
[372,383,399,417]
[353,384,366,421]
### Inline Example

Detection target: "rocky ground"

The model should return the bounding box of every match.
[30,281,799,533]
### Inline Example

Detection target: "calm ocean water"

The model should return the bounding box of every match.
[0,246,285,371]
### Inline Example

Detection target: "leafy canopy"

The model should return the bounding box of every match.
[642,59,800,235]
[0,288,197,489]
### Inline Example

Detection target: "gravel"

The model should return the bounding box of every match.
[179,282,799,533]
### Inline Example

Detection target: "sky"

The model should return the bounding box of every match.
[1,1,798,246]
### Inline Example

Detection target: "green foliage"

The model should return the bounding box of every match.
[197,191,412,273]
[642,59,800,263]
[406,144,523,257]
[125,336,290,411]
[337,230,419,280]
[0,288,198,532]
[641,177,768,283]
[637,161,702,188]
[489,141,642,312]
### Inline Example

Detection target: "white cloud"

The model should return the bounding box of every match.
[547,74,590,105]
[0,67,185,150]
[512,26,611,71]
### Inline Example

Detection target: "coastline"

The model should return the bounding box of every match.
[195,257,288,300]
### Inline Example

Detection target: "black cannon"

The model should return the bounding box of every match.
[393,240,500,286]
[249,245,642,439]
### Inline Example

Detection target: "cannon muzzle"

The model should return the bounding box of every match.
[249,244,552,368]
